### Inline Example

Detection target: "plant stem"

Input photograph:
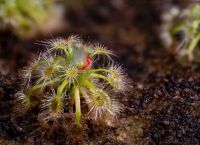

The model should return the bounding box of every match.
[91,73,114,86]
[80,87,89,100]
[56,79,68,99]
[51,79,68,112]
[91,73,109,81]
[82,80,97,94]
[74,86,81,126]
[91,68,112,73]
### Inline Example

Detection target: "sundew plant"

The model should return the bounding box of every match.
[0,0,62,37]
[161,5,200,61]
[17,36,131,126]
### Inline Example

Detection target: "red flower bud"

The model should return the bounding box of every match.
[81,56,92,70]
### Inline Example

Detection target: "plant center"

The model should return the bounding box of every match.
[94,94,105,106]
[44,66,55,77]
[66,67,79,78]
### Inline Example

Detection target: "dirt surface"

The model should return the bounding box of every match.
[0,1,200,145]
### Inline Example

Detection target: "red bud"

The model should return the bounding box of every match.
[81,56,92,70]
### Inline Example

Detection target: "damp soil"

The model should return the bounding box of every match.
[0,1,200,145]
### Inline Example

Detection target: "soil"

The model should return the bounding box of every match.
[0,0,199,145]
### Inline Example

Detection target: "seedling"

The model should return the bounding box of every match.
[17,36,131,126]
[161,5,200,61]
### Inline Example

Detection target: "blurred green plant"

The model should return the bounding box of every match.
[16,36,131,126]
[0,0,63,38]
[161,5,200,61]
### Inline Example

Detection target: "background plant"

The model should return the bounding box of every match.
[161,4,200,61]
[0,0,63,38]
[17,36,131,126]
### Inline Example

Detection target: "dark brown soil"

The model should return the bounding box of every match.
[0,0,200,145]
